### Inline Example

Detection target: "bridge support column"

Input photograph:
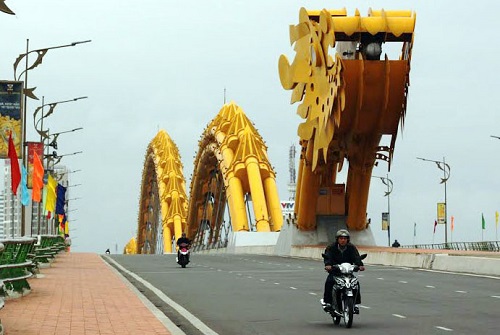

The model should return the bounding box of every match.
[246,158,270,232]
[163,223,172,253]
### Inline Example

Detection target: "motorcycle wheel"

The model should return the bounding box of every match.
[181,264,186,268]
[343,296,354,328]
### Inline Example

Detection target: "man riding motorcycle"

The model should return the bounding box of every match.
[320,229,365,314]
[176,233,191,255]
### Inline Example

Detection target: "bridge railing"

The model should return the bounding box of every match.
[402,241,500,252]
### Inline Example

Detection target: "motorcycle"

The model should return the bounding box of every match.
[176,243,190,268]
[325,253,367,328]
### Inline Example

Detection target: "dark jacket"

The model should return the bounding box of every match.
[176,237,190,246]
[323,242,364,267]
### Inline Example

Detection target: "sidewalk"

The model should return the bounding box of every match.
[0,252,174,335]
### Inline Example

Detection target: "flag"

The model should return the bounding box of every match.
[433,220,438,234]
[56,184,67,215]
[20,165,30,206]
[45,174,58,214]
[32,151,44,202]
[7,133,21,195]
[451,216,455,232]
[481,213,485,230]
[413,222,416,237]
[496,211,499,228]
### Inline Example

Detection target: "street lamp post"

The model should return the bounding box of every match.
[373,174,393,246]
[417,157,451,245]
[15,39,90,236]
[33,95,84,236]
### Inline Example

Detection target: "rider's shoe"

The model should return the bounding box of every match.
[353,305,360,314]
[320,299,333,313]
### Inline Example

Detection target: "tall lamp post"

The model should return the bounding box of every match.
[43,152,82,235]
[15,39,90,236]
[417,157,451,244]
[33,96,84,236]
[372,174,393,246]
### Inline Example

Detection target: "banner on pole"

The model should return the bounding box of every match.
[0,81,23,158]
[437,203,446,224]
[382,212,389,231]
[26,142,44,189]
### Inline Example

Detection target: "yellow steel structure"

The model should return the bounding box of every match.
[279,7,415,231]
[186,102,282,238]
[133,103,282,254]
[123,237,137,255]
[136,130,189,254]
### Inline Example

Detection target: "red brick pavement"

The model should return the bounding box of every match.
[0,252,174,335]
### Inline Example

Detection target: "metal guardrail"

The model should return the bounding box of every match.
[401,241,500,252]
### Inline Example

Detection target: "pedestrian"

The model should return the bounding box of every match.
[392,239,400,248]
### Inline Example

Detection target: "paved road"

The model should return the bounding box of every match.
[107,253,500,335]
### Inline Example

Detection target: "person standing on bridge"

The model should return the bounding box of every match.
[320,229,365,314]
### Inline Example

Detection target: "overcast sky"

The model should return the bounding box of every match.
[1,0,499,252]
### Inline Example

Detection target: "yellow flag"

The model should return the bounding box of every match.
[45,174,58,213]
[496,211,499,228]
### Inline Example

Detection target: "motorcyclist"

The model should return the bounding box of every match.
[176,232,191,252]
[320,229,365,314]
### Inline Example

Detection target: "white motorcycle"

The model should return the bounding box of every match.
[176,243,190,268]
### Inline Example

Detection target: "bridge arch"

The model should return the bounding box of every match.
[186,102,282,246]
[132,103,282,254]
[136,130,188,254]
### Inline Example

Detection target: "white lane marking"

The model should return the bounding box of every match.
[426,285,435,288]
[377,277,384,280]
[455,290,467,294]
[274,282,280,285]
[247,276,253,279]
[359,305,370,309]
[237,273,242,276]
[309,292,317,296]
[399,281,408,284]
[435,326,453,331]
[217,269,221,272]
[393,314,406,319]
[260,279,266,282]
[492,295,500,299]
[419,268,500,280]
[290,287,297,290]
[297,266,303,269]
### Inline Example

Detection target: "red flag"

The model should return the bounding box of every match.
[433,220,438,234]
[32,151,44,202]
[451,216,455,232]
[7,133,21,195]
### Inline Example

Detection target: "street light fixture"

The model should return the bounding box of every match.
[33,96,87,141]
[491,135,500,140]
[417,156,451,244]
[372,174,393,246]
[47,128,84,150]
[45,150,83,170]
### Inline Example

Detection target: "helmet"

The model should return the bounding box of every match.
[336,229,350,239]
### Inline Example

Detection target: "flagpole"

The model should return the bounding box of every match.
[10,192,15,238]
[413,222,416,246]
